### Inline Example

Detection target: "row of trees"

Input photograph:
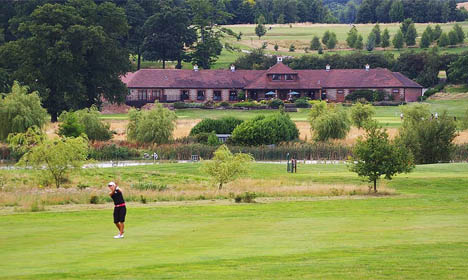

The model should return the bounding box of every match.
[234,49,468,88]
[356,0,466,23]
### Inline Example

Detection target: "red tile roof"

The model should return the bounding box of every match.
[123,63,422,90]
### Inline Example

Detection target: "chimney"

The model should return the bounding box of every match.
[230,64,235,72]
[365,64,370,71]
[193,64,199,72]
[277,56,283,63]
[326,64,330,72]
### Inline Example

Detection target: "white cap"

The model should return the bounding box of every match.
[108,182,116,187]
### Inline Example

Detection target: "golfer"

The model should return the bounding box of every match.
[108,182,126,239]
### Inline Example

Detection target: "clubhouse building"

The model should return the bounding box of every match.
[122,58,423,106]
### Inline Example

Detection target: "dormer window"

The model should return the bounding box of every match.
[285,74,295,81]
[272,74,281,81]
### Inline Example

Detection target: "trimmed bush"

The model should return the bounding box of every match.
[190,117,243,136]
[345,90,387,102]
[294,97,310,108]
[230,113,299,146]
[269,99,284,109]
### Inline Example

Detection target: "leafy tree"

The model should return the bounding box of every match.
[188,0,236,69]
[405,22,418,46]
[310,35,321,50]
[346,26,358,49]
[274,43,279,51]
[58,112,85,138]
[322,30,331,45]
[397,105,457,164]
[453,24,465,44]
[325,32,337,49]
[7,126,46,160]
[366,32,376,52]
[393,30,404,49]
[355,34,364,50]
[125,0,146,70]
[400,18,413,36]
[277,13,285,24]
[389,0,404,22]
[424,25,434,42]
[381,28,390,48]
[2,1,130,121]
[310,104,350,141]
[207,132,221,146]
[142,6,195,69]
[438,32,450,47]
[0,81,48,141]
[420,28,432,49]
[231,114,299,146]
[255,22,267,40]
[127,103,177,144]
[350,103,375,129]
[18,136,89,188]
[371,24,381,46]
[289,44,296,52]
[202,144,253,190]
[58,106,112,141]
[448,30,459,46]
[447,54,468,84]
[350,121,414,193]
[433,24,443,41]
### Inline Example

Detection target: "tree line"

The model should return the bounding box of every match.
[234,48,468,88]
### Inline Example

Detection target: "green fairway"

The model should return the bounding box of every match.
[1,163,468,279]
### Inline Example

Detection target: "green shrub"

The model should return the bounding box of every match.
[190,117,243,136]
[58,112,85,138]
[77,183,89,190]
[231,114,299,146]
[294,97,310,108]
[219,101,230,107]
[350,103,375,129]
[269,99,284,109]
[174,102,187,109]
[88,144,140,160]
[234,192,257,203]
[89,195,100,204]
[140,195,147,204]
[233,101,259,108]
[345,90,386,102]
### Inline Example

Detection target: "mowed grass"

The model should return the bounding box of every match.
[1,163,468,279]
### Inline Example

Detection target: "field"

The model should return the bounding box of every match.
[1,163,468,279]
[146,22,468,70]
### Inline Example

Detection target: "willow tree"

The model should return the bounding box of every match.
[0,81,48,141]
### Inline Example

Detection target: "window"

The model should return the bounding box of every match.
[285,74,295,81]
[137,89,147,100]
[229,91,237,101]
[272,74,281,81]
[197,90,205,101]
[392,89,399,93]
[181,90,189,101]
[213,91,222,101]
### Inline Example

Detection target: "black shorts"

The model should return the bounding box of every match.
[113,206,126,223]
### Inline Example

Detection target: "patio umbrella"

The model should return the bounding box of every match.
[265,91,276,96]
[288,91,300,95]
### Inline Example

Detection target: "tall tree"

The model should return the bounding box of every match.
[371,23,381,46]
[2,0,130,121]
[393,30,404,49]
[125,0,145,70]
[142,6,195,69]
[346,26,358,49]
[381,28,390,48]
[255,22,267,39]
[188,0,236,69]
[389,0,404,22]
[366,32,376,51]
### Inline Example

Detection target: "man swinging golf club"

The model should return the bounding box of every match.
[108,182,126,239]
